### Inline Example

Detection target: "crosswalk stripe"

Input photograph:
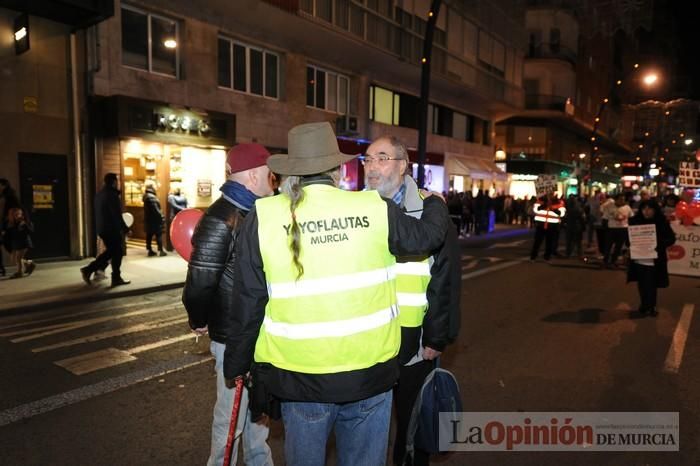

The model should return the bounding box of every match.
[461,260,478,271]
[31,316,189,353]
[0,300,173,329]
[7,305,180,342]
[461,259,524,280]
[54,334,197,375]
[664,304,695,374]
[0,355,213,427]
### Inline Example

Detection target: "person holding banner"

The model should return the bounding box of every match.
[627,200,676,316]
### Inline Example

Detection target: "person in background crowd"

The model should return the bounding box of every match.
[527,196,537,228]
[81,173,130,287]
[223,122,449,466]
[627,200,676,316]
[586,189,601,248]
[461,192,474,236]
[0,178,21,277]
[143,182,167,257]
[662,194,679,220]
[5,207,35,278]
[364,135,460,466]
[167,187,188,249]
[183,143,274,466]
[530,192,566,262]
[603,194,632,268]
[474,190,487,235]
[564,195,586,258]
[597,193,615,259]
[504,195,514,224]
[447,192,463,236]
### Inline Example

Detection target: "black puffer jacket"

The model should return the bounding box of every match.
[182,197,243,343]
[142,187,164,232]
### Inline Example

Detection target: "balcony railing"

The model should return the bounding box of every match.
[525,94,568,111]
[526,43,577,66]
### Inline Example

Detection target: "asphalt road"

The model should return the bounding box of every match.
[0,229,698,465]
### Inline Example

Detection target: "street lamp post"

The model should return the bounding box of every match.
[416,0,442,188]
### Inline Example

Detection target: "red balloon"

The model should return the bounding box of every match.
[170,208,204,262]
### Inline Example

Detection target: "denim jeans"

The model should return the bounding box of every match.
[281,389,393,466]
[207,342,273,466]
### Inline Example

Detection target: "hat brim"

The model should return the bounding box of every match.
[267,152,359,176]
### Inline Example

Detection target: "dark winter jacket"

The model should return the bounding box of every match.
[223,182,449,403]
[182,197,244,343]
[627,214,676,288]
[95,185,127,237]
[142,188,164,232]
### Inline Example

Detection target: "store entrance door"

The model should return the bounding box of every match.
[18,153,71,259]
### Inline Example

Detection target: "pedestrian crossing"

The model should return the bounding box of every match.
[461,254,504,271]
[0,238,529,378]
[0,300,200,376]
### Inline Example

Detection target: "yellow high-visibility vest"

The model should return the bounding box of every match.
[254,184,400,374]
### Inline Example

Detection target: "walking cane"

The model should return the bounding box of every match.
[222,376,244,466]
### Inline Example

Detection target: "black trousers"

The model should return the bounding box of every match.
[635,264,658,311]
[530,223,558,260]
[146,228,163,252]
[604,228,627,264]
[596,226,608,255]
[393,360,433,466]
[86,233,124,278]
[565,228,583,257]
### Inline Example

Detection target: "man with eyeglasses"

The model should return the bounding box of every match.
[363,136,461,466]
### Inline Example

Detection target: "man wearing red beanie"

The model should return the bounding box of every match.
[183,143,274,466]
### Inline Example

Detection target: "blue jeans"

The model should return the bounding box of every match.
[207,342,273,466]
[281,390,393,466]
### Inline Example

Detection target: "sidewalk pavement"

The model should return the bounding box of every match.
[0,224,532,314]
[0,246,188,314]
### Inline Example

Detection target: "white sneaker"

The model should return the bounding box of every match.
[94,270,107,281]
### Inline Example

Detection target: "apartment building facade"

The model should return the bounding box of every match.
[3,0,526,258]
[495,0,635,197]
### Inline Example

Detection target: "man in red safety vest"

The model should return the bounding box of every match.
[529,192,566,261]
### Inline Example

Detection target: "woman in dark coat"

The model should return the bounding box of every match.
[627,200,676,316]
[142,184,166,256]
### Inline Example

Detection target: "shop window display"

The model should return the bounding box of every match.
[121,139,226,239]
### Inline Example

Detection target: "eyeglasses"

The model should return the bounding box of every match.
[360,153,405,166]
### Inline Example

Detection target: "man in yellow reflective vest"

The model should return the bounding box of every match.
[224,122,449,466]
[364,135,461,466]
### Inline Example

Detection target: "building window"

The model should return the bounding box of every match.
[307,65,350,114]
[121,5,179,78]
[218,37,279,99]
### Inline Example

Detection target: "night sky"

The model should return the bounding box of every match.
[672,7,700,99]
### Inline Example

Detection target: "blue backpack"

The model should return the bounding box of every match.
[405,359,463,461]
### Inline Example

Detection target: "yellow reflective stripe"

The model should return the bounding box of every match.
[396,292,429,307]
[262,305,399,340]
[267,267,396,299]
[535,215,561,223]
[394,261,431,276]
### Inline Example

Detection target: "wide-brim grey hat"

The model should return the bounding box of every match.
[267,122,358,176]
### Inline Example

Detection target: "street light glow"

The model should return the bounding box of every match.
[685,138,693,145]
[579,153,586,159]
[643,73,658,86]
[614,163,621,168]
[14,26,27,41]
[164,39,177,49]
